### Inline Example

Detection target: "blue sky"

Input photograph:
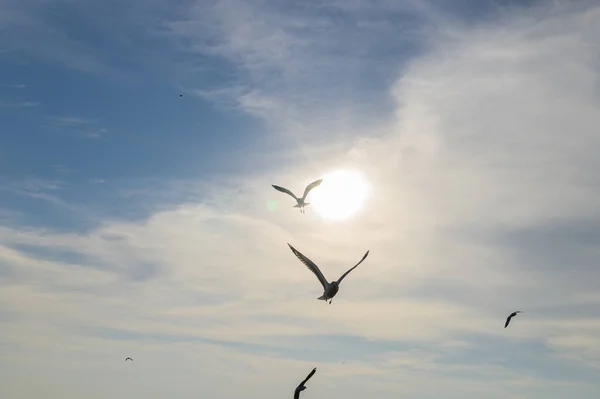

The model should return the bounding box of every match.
[2,1,600,398]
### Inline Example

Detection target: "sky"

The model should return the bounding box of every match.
[1,0,600,398]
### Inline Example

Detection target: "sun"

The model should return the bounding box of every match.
[310,170,369,220]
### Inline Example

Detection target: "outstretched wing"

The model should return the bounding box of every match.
[288,244,329,289]
[299,368,317,386]
[505,310,523,328]
[272,185,299,200]
[337,250,370,284]
[301,179,323,200]
[125,357,133,361]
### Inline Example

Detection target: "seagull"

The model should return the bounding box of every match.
[288,243,370,304]
[294,367,317,399]
[504,311,523,328]
[272,179,322,214]
[125,357,133,362]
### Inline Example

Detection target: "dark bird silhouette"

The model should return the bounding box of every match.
[288,243,369,304]
[272,179,322,214]
[504,311,523,328]
[125,357,133,361]
[179,94,183,97]
[294,367,317,399]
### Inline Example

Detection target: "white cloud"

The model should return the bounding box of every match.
[163,0,433,140]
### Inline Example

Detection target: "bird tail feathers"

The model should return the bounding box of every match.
[317,295,327,300]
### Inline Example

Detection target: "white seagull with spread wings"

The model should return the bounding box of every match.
[288,243,370,304]
[504,310,523,328]
[272,179,322,214]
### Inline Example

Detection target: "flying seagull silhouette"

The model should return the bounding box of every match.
[272,179,322,214]
[294,367,317,399]
[125,357,133,362]
[504,311,523,328]
[288,243,369,304]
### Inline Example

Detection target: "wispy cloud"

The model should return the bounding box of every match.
[0,83,26,88]
[0,177,66,206]
[45,115,107,140]
[51,116,97,126]
[0,101,38,107]
[53,165,71,175]
[162,0,445,140]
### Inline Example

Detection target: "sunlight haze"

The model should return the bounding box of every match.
[310,170,369,221]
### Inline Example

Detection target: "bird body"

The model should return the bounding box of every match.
[272,179,322,214]
[294,367,317,399]
[318,283,339,301]
[287,243,369,304]
[504,310,523,328]
[125,357,133,362]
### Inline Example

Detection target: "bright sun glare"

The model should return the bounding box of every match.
[310,170,369,220]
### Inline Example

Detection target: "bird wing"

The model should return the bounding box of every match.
[272,185,299,200]
[301,179,323,200]
[504,316,512,328]
[288,244,329,289]
[337,250,370,284]
[299,368,317,386]
[294,390,301,399]
[125,357,133,361]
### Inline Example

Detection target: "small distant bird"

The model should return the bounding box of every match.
[125,357,133,362]
[288,243,369,304]
[294,367,317,399]
[179,94,183,97]
[272,179,322,214]
[504,311,523,328]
